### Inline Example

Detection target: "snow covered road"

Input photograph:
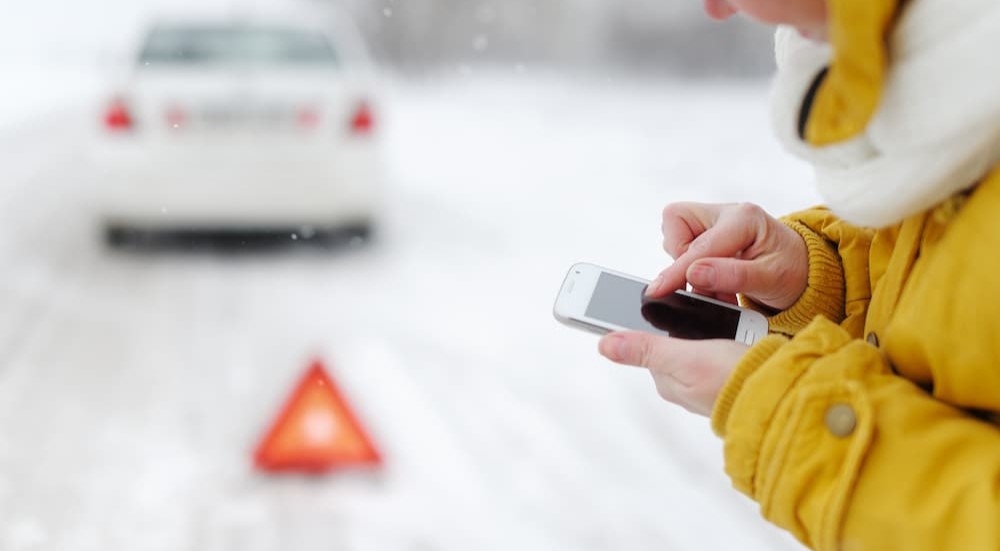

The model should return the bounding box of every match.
[0,73,816,551]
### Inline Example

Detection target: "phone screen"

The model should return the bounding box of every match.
[584,272,741,339]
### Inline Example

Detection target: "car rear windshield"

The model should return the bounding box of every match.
[139,26,338,66]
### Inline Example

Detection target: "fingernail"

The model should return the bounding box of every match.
[688,264,716,288]
[600,334,629,362]
[645,275,663,296]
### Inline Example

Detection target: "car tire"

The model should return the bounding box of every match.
[104,226,136,249]
[311,221,374,250]
[349,222,373,243]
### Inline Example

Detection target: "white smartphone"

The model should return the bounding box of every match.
[553,262,768,345]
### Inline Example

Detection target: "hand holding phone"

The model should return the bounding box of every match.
[553,262,768,344]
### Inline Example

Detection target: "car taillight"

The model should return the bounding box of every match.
[349,101,374,135]
[104,99,134,132]
[297,107,320,129]
[165,106,187,129]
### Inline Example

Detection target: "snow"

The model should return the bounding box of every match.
[0,66,817,550]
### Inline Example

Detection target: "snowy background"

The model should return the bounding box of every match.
[0,0,821,549]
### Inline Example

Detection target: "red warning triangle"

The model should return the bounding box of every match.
[254,360,381,473]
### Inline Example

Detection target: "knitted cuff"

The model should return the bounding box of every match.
[711,335,788,438]
[743,219,846,336]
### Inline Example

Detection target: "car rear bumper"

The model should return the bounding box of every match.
[91,141,381,228]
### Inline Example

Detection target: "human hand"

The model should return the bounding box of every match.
[645,202,808,311]
[598,332,748,416]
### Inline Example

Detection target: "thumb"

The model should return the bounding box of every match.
[686,257,771,298]
[599,331,676,369]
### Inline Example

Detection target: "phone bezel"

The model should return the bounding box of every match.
[553,262,768,344]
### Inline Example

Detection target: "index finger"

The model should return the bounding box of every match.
[646,214,757,298]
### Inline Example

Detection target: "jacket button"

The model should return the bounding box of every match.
[866,332,879,347]
[825,404,857,438]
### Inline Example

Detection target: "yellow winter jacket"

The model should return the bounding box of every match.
[710,1,1000,550]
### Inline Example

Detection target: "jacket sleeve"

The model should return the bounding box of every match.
[711,317,1000,551]
[741,207,875,339]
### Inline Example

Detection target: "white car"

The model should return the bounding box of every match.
[92,16,382,246]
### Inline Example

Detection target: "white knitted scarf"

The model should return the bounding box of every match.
[770,0,1000,228]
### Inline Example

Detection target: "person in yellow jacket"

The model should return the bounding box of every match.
[597,0,1000,549]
